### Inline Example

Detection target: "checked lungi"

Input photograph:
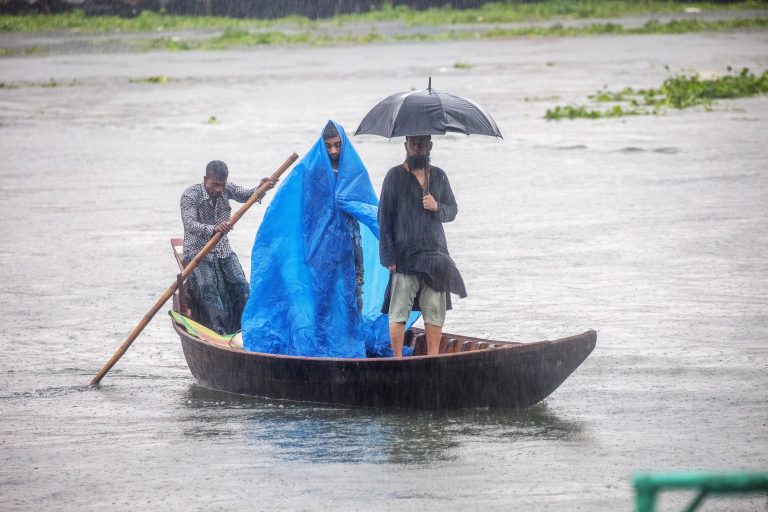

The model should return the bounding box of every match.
[185,253,249,335]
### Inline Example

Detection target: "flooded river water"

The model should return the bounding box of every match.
[1,31,767,511]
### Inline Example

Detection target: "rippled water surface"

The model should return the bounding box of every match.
[1,32,767,511]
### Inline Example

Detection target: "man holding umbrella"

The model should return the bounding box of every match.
[378,135,467,357]
[357,78,501,357]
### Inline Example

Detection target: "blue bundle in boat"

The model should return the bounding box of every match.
[241,120,415,357]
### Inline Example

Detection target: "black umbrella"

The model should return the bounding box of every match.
[355,78,502,139]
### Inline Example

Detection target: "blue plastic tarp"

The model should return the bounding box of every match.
[241,120,413,357]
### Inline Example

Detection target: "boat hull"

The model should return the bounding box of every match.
[174,324,596,409]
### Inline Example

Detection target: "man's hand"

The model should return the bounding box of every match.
[423,194,438,212]
[257,177,277,202]
[387,264,397,273]
[214,220,232,234]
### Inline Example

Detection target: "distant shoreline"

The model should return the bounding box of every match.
[3,0,768,31]
[1,5,767,55]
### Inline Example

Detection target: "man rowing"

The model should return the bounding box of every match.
[180,160,272,334]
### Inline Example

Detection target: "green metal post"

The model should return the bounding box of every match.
[633,472,768,512]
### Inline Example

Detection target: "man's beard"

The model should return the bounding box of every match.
[406,151,430,170]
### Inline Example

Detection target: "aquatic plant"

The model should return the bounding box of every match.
[545,67,768,120]
[657,67,768,108]
[40,78,63,87]
[0,46,42,55]
[545,104,647,119]
[130,75,170,83]
[0,78,76,88]
[524,95,561,102]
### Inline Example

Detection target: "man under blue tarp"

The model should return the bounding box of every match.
[241,120,404,357]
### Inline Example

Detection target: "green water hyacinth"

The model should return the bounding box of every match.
[546,67,768,120]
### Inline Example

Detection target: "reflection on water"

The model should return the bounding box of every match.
[617,146,680,154]
[181,384,585,464]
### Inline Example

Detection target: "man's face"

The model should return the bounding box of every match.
[405,136,432,157]
[405,136,432,170]
[204,175,227,199]
[325,136,342,166]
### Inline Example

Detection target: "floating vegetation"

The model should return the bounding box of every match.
[207,115,218,125]
[545,67,768,120]
[40,78,66,87]
[130,75,170,83]
[524,95,561,102]
[453,61,472,69]
[0,46,42,56]
[545,104,646,120]
[0,78,76,88]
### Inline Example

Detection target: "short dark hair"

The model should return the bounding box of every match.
[405,134,431,142]
[205,160,228,180]
[323,122,340,140]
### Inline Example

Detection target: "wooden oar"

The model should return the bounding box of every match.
[89,152,299,386]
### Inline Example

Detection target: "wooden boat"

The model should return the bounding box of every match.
[170,239,596,409]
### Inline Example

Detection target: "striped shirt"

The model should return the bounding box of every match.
[180,182,256,263]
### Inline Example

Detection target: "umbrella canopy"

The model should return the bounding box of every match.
[355,79,502,138]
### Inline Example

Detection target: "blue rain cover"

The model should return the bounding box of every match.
[241,120,413,357]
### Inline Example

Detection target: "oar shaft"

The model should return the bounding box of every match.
[90,152,298,386]
[89,282,179,386]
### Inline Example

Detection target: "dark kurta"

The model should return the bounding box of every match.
[378,164,466,313]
